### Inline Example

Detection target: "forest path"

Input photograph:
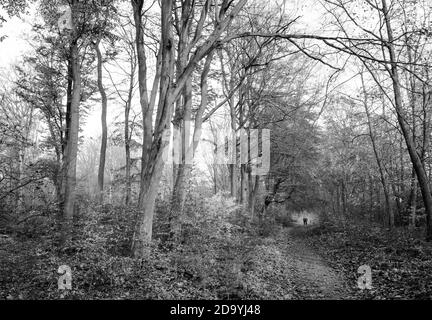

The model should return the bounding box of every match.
[276,226,354,299]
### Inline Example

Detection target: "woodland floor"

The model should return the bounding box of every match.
[279,226,354,299]
[0,224,356,300]
[1,216,432,299]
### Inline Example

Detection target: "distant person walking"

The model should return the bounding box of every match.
[303,217,308,226]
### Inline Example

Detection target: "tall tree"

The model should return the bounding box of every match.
[60,0,83,244]
[131,0,248,257]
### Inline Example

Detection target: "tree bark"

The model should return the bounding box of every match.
[125,99,132,206]
[95,41,108,203]
[382,0,432,239]
[132,0,153,208]
[131,0,175,257]
[61,32,81,245]
[131,0,247,256]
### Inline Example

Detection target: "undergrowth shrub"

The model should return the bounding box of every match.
[1,189,296,300]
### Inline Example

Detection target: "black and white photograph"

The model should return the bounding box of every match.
[1,0,432,306]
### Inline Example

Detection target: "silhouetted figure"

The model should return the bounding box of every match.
[303,217,308,226]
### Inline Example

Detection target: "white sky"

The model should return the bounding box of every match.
[0,0,329,109]
[0,0,356,174]
[0,15,33,82]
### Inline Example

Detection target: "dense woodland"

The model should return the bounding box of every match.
[1,0,432,300]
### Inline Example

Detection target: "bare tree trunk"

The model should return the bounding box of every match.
[131,0,247,256]
[240,164,247,205]
[229,164,236,197]
[170,80,192,238]
[59,58,74,214]
[95,41,108,203]
[131,0,175,257]
[125,102,132,205]
[61,36,81,245]
[132,0,153,208]
[405,31,418,229]
[249,175,260,220]
[382,0,432,239]
[170,0,195,238]
[170,164,190,238]
[229,96,237,199]
[132,148,168,255]
[361,72,394,228]
[124,53,136,206]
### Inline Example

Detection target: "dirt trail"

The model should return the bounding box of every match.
[278,226,353,299]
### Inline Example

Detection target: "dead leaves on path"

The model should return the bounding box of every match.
[299,223,432,299]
